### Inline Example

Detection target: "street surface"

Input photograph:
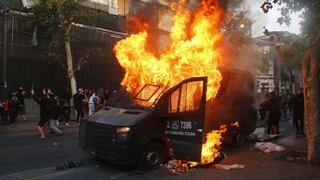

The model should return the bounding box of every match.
[0,120,319,180]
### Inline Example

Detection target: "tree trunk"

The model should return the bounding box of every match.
[302,48,320,164]
[64,26,77,96]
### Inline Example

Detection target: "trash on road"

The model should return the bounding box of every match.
[55,160,87,170]
[165,152,226,175]
[214,164,245,170]
[254,142,285,153]
[165,160,189,175]
[53,142,58,146]
[249,132,279,142]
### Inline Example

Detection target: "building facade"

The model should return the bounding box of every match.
[0,0,128,98]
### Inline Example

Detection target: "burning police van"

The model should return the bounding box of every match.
[79,68,256,170]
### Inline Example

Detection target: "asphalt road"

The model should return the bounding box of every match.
[0,129,91,176]
[1,120,319,180]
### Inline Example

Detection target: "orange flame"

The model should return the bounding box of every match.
[200,124,227,164]
[231,121,240,128]
[114,0,226,163]
[114,0,224,104]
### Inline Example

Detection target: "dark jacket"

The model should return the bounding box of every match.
[33,94,48,120]
[46,97,58,120]
[292,93,304,116]
[16,92,25,109]
[262,94,281,122]
[8,99,18,115]
[73,93,84,109]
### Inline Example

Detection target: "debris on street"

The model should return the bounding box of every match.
[165,152,227,174]
[254,142,285,153]
[249,132,280,142]
[55,160,87,170]
[214,164,245,170]
[165,160,190,175]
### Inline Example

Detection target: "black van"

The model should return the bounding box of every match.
[79,68,256,169]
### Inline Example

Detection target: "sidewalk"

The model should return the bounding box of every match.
[277,133,307,152]
[0,114,79,135]
[253,117,307,152]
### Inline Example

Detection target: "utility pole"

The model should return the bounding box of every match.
[0,4,9,99]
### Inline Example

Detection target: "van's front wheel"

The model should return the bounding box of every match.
[139,142,165,170]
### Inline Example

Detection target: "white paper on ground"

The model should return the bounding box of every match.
[254,142,285,153]
[214,164,245,170]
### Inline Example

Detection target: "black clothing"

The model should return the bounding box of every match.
[8,99,18,124]
[292,93,304,134]
[261,94,281,134]
[16,92,25,115]
[58,98,70,123]
[33,94,49,127]
[73,93,85,122]
[46,98,58,120]
[73,93,82,109]
[0,103,5,125]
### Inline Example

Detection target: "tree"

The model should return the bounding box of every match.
[261,0,320,164]
[222,10,253,50]
[31,0,90,96]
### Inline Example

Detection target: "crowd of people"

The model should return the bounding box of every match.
[1,85,306,139]
[0,87,27,125]
[0,87,109,139]
[258,89,305,136]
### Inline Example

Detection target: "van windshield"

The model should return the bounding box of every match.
[108,84,166,110]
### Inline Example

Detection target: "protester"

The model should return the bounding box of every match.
[261,91,281,135]
[82,89,89,116]
[0,100,5,125]
[58,97,70,125]
[8,93,19,124]
[46,92,63,136]
[291,91,304,136]
[88,91,99,116]
[73,89,85,123]
[32,88,49,139]
[16,86,27,122]
[280,94,288,119]
[258,92,267,121]
[1,99,9,125]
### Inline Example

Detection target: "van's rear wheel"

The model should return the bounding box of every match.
[139,142,165,170]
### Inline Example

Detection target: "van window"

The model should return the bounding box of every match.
[169,88,180,113]
[169,81,203,113]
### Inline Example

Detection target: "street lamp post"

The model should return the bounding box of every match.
[0,5,9,100]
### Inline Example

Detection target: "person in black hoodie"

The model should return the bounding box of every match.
[73,89,85,123]
[32,88,49,139]
[0,100,5,125]
[17,87,27,122]
[46,92,62,135]
[8,93,19,124]
[261,91,282,135]
[292,91,305,136]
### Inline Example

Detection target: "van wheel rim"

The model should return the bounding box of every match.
[146,151,159,165]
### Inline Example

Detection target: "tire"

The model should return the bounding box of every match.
[138,142,165,170]
[233,133,246,147]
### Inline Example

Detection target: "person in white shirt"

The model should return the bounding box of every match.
[88,92,99,116]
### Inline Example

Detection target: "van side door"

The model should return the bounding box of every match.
[156,77,207,162]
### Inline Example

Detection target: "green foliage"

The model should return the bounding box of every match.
[261,0,320,43]
[222,10,253,50]
[30,0,91,59]
[261,0,320,71]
